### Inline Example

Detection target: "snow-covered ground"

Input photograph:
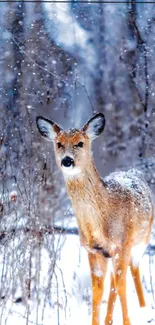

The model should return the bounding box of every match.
[0,234,155,325]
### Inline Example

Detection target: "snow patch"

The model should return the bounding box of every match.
[131,243,146,267]
[93,267,104,278]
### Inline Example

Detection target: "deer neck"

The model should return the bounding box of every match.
[65,160,108,209]
[64,161,109,247]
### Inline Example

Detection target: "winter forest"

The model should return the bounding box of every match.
[0,1,155,324]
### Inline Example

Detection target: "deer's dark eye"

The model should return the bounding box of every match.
[77,141,84,148]
[57,142,62,149]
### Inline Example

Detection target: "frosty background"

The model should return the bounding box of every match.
[0,1,155,324]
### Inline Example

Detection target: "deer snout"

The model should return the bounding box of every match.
[61,156,74,168]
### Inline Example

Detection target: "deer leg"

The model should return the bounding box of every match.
[105,272,117,325]
[88,252,108,325]
[130,262,146,307]
[113,251,131,325]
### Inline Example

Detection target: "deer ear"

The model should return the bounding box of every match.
[36,116,61,141]
[82,113,105,140]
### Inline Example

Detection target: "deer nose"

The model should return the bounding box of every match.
[61,156,74,167]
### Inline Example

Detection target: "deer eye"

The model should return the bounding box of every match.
[77,141,84,148]
[57,142,62,149]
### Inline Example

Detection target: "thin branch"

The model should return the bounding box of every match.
[0,226,79,242]
[76,80,95,114]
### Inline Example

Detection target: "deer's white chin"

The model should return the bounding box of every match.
[62,166,81,178]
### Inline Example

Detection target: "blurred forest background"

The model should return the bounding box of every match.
[0,1,155,324]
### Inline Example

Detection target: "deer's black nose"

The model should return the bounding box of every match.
[61,156,74,167]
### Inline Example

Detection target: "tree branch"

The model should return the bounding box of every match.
[0,226,79,242]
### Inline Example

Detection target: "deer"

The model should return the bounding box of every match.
[36,113,154,325]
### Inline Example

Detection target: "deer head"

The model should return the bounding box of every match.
[36,113,105,177]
